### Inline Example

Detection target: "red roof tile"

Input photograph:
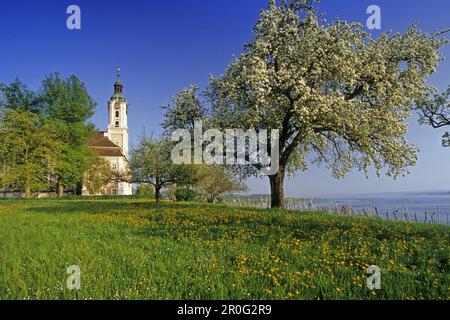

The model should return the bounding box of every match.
[88,133,125,158]
[88,134,119,148]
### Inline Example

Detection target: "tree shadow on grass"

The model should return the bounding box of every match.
[21,199,261,216]
[21,200,268,214]
[21,200,439,244]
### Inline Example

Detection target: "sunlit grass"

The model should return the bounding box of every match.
[0,199,448,300]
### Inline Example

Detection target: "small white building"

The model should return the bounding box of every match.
[82,68,133,196]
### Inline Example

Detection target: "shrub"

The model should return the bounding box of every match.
[175,187,198,202]
[136,184,155,198]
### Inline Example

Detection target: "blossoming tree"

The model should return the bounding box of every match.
[207,0,448,208]
[417,86,450,147]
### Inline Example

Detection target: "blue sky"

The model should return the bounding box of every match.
[0,0,449,197]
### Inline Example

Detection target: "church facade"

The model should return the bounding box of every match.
[82,68,133,196]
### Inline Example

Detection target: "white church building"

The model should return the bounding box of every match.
[82,68,133,196]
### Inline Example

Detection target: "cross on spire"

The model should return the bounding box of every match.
[114,66,123,96]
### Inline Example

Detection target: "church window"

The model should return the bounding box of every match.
[112,189,118,195]
[116,111,120,118]
[115,121,119,127]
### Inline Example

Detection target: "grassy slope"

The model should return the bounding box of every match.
[0,199,448,300]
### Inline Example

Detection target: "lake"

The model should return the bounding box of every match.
[317,191,450,225]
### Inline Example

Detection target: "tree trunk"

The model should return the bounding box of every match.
[269,166,286,209]
[76,183,83,196]
[24,179,31,199]
[57,181,64,198]
[155,187,161,203]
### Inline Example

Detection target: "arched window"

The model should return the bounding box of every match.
[115,111,120,118]
[115,121,119,128]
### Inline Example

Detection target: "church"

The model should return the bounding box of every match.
[82,68,133,196]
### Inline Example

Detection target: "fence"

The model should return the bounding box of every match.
[223,196,449,225]
[0,190,75,199]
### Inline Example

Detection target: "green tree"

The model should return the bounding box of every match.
[0,75,99,197]
[130,137,197,202]
[207,0,448,208]
[196,165,247,203]
[83,158,113,196]
[48,120,98,196]
[40,74,96,123]
[0,110,57,198]
[417,86,450,147]
[0,79,40,113]
[39,74,98,196]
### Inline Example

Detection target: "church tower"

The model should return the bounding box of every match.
[84,67,132,196]
[107,67,129,157]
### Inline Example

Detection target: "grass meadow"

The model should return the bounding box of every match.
[0,198,448,300]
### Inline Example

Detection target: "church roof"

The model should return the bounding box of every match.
[88,133,126,158]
